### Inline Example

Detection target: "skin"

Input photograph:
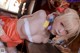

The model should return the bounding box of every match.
[17,10,50,43]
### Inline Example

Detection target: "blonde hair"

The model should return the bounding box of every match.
[57,8,80,40]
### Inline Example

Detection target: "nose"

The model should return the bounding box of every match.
[56,28,66,36]
[60,28,64,32]
[56,29,61,36]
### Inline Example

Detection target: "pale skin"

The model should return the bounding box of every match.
[0,0,73,53]
[17,10,50,43]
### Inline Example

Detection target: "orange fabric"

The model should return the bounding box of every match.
[0,16,23,47]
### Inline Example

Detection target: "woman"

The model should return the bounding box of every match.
[0,1,80,52]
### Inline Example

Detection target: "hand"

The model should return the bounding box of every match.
[52,36,67,45]
[55,45,72,53]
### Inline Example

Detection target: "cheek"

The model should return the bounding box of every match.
[60,30,67,36]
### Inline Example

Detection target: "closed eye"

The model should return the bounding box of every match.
[60,22,68,34]
[61,22,64,27]
[65,30,68,34]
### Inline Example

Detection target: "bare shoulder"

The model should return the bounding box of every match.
[20,10,47,21]
[20,14,33,19]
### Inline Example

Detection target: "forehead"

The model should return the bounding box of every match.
[54,15,74,28]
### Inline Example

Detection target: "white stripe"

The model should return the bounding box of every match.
[23,18,33,42]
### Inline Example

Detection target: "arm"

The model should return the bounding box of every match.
[7,47,17,53]
[55,45,72,53]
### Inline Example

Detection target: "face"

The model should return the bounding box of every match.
[51,22,68,37]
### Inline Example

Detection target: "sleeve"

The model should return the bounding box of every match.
[0,35,12,43]
[7,42,18,47]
